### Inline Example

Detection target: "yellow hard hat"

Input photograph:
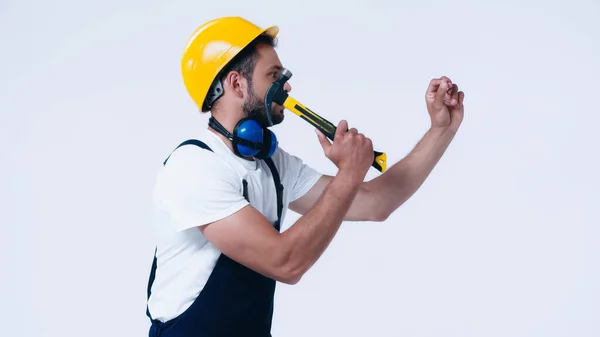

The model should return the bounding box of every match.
[181,16,279,112]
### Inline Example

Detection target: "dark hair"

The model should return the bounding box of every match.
[205,33,277,111]
[221,33,277,84]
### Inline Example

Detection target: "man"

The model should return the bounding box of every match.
[146,16,465,337]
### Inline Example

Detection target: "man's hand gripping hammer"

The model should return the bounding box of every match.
[265,69,387,173]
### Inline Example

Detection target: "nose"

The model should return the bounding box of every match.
[283,81,292,93]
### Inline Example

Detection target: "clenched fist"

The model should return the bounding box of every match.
[316,120,374,181]
[426,76,465,132]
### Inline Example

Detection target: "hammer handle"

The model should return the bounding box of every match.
[283,97,387,173]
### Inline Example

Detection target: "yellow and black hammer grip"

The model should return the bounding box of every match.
[282,96,387,173]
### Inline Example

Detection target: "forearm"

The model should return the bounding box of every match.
[366,126,458,218]
[279,171,362,282]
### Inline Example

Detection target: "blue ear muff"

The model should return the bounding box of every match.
[232,118,278,159]
[208,116,278,159]
[233,118,264,158]
[267,131,278,157]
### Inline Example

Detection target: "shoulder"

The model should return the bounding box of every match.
[160,138,242,189]
[270,146,303,170]
[271,146,322,174]
[154,138,250,231]
[165,142,226,172]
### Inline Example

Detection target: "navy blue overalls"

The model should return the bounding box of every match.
[146,139,284,337]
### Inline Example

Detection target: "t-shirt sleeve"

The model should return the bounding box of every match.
[277,148,323,202]
[157,145,249,232]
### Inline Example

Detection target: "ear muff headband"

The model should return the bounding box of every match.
[208,116,278,159]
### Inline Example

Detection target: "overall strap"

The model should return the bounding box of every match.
[163,139,214,165]
[263,157,284,231]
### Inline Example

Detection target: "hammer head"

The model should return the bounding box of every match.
[264,68,293,126]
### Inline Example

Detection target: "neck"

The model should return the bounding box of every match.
[207,111,254,161]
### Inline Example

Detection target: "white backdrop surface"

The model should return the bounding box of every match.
[2,0,599,336]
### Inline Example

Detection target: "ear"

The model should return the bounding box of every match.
[223,71,248,99]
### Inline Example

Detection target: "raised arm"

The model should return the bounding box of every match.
[289,76,466,222]
[198,120,374,284]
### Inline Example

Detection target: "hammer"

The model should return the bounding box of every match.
[265,69,387,173]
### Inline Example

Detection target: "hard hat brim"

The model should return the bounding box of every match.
[261,25,279,38]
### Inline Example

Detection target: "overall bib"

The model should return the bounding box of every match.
[146,140,284,337]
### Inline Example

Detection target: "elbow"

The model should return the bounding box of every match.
[277,271,303,285]
[360,183,393,222]
[271,246,306,285]
[275,260,305,285]
[370,195,409,222]
[371,210,390,222]
[368,204,391,222]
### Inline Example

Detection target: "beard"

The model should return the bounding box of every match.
[243,85,284,126]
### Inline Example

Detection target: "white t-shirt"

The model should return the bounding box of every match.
[147,128,323,322]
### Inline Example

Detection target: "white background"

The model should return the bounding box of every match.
[2,0,599,336]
